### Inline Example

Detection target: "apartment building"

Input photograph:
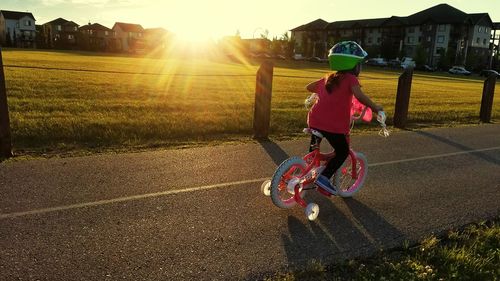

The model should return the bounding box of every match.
[291,4,499,69]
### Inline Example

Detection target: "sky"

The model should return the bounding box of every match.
[2,0,500,42]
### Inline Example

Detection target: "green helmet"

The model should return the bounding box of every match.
[328,41,368,71]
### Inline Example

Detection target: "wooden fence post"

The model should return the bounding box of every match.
[393,67,414,129]
[479,74,496,123]
[253,61,274,139]
[0,48,13,158]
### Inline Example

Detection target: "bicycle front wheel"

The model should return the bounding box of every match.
[334,152,368,197]
[270,157,307,209]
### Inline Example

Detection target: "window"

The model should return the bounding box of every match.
[73,27,77,31]
[438,25,446,32]
[437,36,445,43]
[427,36,432,42]
[89,30,93,35]
[477,37,480,44]
[407,36,415,44]
[479,26,484,33]
[57,25,61,31]
[483,38,487,45]
[24,20,31,26]
[436,47,445,55]
[68,34,74,40]
[105,31,109,36]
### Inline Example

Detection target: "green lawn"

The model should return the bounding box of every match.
[2,49,498,156]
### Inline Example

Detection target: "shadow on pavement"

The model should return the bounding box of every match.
[344,198,405,246]
[415,130,500,165]
[261,196,405,278]
[258,140,291,166]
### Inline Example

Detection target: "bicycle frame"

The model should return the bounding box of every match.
[265,107,386,221]
[283,135,359,208]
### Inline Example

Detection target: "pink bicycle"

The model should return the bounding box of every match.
[261,109,388,221]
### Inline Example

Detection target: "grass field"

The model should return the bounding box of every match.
[2,49,499,156]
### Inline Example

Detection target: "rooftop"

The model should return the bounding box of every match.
[0,10,35,21]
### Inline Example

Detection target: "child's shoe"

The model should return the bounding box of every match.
[315,175,338,195]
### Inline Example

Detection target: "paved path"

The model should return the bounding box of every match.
[1,124,499,280]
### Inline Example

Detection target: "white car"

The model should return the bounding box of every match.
[401,57,416,69]
[365,58,388,67]
[448,66,471,76]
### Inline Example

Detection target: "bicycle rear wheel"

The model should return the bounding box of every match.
[270,157,307,209]
[334,152,368,197]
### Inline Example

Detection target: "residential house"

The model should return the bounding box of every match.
[78,22,118,52]
[291,4,500,69]
[144,27,170,53]
[42,18,79,49]
[112,22,145,53]
[0,10,36,48]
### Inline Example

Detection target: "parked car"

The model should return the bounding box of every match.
[365,58,388,67]
[400,57,416,69]
[448,66,471,76]
[479,69,500,77]
[388,59,401,68]
[308,56,328,63]
[416,64,436,72]
[293,54,305,61]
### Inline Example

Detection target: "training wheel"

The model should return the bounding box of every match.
[261,179,271,196]
[305,203,319,221]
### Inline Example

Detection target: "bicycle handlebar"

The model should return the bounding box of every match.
[352,106,368,121]
[377,111,390,137]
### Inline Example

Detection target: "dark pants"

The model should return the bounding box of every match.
[309,130,349,179]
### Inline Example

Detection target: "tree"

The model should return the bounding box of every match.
[414,45,427,67]
[381,40,398,60]
[466,52,484,72]
[5,31,12,47]
[435,47,457,70]
[280,32,289,41]
[260,29,269,40]
[285,38,295,58]
[365,46,382,59]
[12,30,17,47]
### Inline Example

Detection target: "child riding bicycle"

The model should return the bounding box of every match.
[306,41,383,195]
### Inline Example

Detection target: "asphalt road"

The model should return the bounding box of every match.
[1,124,499,280]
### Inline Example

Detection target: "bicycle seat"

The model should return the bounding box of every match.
[303,128,324,138]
